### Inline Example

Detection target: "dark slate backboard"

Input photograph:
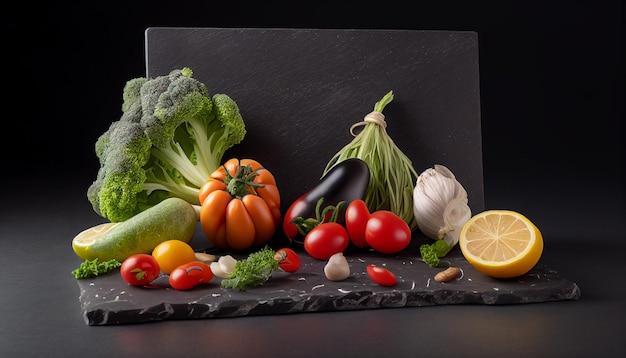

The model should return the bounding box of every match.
[144,27,484,214]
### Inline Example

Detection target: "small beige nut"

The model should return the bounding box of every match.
[434,267,461,282]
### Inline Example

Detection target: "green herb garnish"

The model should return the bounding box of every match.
[72,258,121,279]
[420,240,454,268]
[221,246,281,291]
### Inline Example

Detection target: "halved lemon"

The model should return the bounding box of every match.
[459,210,543,278]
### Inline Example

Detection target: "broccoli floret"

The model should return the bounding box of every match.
[121,77,147,112]
[88,67,246,222]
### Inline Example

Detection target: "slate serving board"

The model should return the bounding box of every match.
[75,28,581,325]
[77,232,580,326]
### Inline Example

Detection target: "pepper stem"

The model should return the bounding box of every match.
[222,162,265,199]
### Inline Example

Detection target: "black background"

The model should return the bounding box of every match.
[4,0,623,239]
[2,1,624,357]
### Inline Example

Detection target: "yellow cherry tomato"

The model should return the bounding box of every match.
[151,240,196,275]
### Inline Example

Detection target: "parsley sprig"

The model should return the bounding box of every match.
[420,240,454,268]
[221,246,281,291]
[72,258,121,279]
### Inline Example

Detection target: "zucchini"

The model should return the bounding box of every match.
[72,198,197,262]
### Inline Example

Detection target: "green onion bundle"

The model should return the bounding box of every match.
[323,90,418,231]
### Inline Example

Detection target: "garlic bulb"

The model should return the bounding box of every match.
[413,165,471,246]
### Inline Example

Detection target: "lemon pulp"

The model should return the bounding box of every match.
[72,223,121,259]
[459,210,543,278]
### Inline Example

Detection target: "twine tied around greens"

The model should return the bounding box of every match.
[349,111,387,137]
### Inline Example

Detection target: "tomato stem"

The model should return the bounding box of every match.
[290,197,346,237]
[274,250,287,262]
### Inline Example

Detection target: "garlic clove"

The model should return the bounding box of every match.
[433,164,455,178]
[194,252,216,264]
[442,198,472,246]
[413,176,446,240]
[210,255,238,279]
[210,262,228,278]
[324,252,351,281]
[218,255,237,274]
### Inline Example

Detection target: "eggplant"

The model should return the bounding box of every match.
[282,158,370,244]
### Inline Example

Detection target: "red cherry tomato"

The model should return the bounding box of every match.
[169,261,214,290]
[275,247,301,273]
[345,199,371,248]
[365,211,411,254]
[120,254,161,286]
[366,265,397,287]
[304,222,350,260]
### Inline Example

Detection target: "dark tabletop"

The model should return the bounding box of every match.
[2,185,624,357]
[2,1,624,357]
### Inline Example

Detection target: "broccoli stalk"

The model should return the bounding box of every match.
[88,68,246,222]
